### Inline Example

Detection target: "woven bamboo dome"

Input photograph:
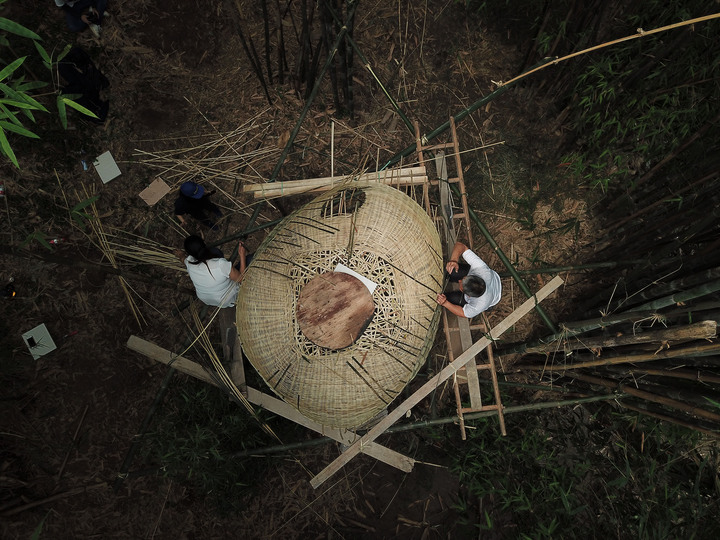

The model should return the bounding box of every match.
[237,181,443,429]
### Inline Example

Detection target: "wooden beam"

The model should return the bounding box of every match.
[126,335,414,472]
[309,275,564,489]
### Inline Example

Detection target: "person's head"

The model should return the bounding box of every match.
[462,275,486,298]
[180,181,205,199]
[184,235,211,264]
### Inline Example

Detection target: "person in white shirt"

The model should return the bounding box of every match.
[436,241,502,318]
[179,236,249,308]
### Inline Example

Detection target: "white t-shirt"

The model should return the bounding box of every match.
[461,249,502,318]
[185,256,239,307]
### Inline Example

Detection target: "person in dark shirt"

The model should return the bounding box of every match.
[55,0,107,37]
[174,181,223,230]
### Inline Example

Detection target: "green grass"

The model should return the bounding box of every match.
[140,379,276,515]
[449,406,720,538]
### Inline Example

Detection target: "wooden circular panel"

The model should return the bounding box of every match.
[297,272,375,350]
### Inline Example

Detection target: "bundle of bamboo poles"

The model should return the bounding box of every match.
[499,268,720,436]
[243,165,428,199]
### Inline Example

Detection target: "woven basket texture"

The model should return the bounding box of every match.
[237,181,443,429]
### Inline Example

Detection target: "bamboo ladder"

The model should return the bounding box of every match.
[415,117,506,438]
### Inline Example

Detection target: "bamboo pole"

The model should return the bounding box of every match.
[623,367,720,385]
[1,482,107,517]
[620,401,720,438]
[562,372,720,423]
[522,320,716,355]
[499,260,645,276]
[512,342,720,372]
[627,278,720,313]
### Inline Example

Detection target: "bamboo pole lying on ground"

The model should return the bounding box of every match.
[512,342,720,372]
[243,166,428,198]
[224,393,623,459]
[521,320,716,355]
[566,372,720,427]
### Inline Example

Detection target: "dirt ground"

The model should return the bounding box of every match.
[1,1,597,538]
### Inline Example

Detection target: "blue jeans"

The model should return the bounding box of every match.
[64,0,107,32]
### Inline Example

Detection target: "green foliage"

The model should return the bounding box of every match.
[0,4,98,167]
[29,512,49,540]
[69,195,100,229]
[20,230,53,250]
[450,408,720,538]
[140,381,274,515]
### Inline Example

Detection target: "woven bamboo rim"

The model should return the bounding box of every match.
[237,180,443,429]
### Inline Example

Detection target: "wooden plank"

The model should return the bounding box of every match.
[126,335,414,472]
[458,318,483,409]
[309,276,564,489]
[127,335,216,384]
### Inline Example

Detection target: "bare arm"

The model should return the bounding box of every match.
[436,293,467,318]
[446,241,469,274]
[229,242,247,283]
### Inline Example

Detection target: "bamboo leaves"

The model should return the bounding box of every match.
[1,13,94,167]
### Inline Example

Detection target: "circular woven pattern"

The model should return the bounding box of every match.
[296,272,375,350]
[237,181,443,429]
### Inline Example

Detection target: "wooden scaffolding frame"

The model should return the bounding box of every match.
[415,117,506,438]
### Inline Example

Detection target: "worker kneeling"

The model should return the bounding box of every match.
[436,241,501,318]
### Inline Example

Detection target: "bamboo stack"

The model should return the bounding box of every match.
[243,166,428,199]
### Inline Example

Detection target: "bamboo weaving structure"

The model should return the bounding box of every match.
[237,181,443,429]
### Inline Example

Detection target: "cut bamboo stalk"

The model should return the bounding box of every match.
[309,275,563,489]
[625,367,720,385]
[523,320,717,354]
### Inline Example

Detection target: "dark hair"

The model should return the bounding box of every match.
[462,275,486,298]
[184,235,212,265]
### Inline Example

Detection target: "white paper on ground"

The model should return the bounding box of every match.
[94,151,122,184]
[22,323,57,360]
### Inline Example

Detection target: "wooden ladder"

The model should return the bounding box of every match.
[415,117,506,438]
